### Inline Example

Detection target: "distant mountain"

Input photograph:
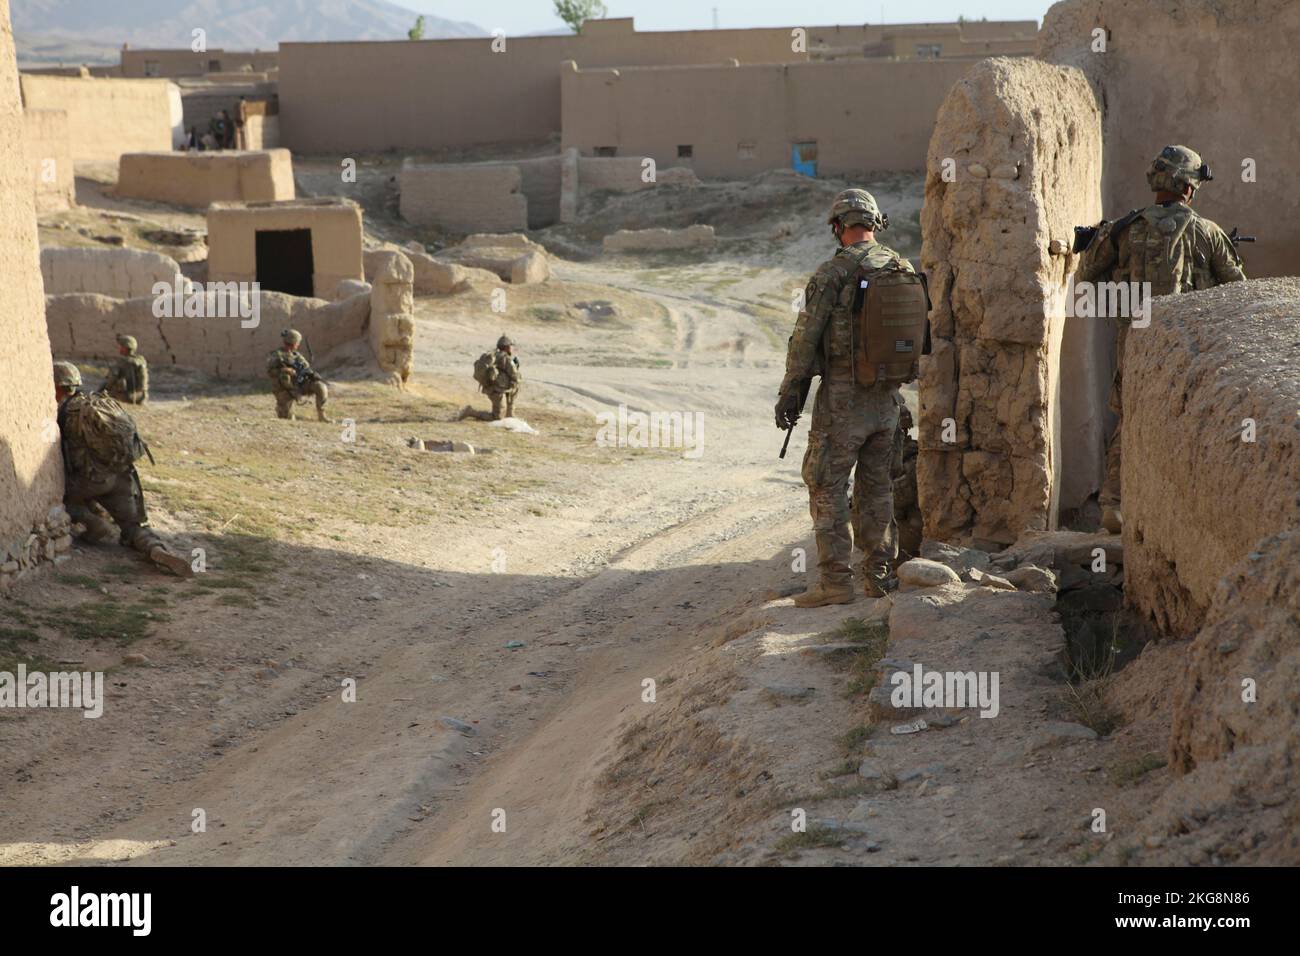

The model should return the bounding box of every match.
[12,0,486,62]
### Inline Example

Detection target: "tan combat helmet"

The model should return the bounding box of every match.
[1147,144,1213,196]
[828,188,889,231]
[116,333,138,354]
[281,328,303,346]
[497,335,514,349]
[53,361,82,389]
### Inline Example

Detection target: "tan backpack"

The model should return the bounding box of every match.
[60,392,149,475]
[852,261,931,386]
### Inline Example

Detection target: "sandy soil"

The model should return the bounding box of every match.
[2,164,1187,867]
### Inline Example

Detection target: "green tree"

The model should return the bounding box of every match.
[408,15,425,41]
[553,0,608,34]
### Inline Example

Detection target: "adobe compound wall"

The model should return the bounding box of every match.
[1,0,70,588]
[41,247,182,298]
[918,56,1104,549]
[1122,278,1300,638]
[19,74,176,164]
[561,58,973,178]
[1039,0,1300,278]
[23,107,74,212]
[277,19,807,154]
[44,289,372,380]
[116,149,295,207]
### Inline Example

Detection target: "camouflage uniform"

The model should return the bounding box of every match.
[888,394,922,561]
[487,336,521,420]
[778,190,911,603]
[1076,146,1245,526]
[103,333,149,404]
[53,362,191,578]
[267,329,330,422]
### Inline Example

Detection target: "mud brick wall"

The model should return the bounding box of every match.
[918,56,1103,549]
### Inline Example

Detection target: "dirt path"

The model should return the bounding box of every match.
[6,171,1170,866]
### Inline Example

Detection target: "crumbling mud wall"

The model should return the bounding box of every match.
[1040,0,1300,278]
[367,251,415,389]
[1123,278,1300,637]
[40,247,182,298]
[398,154,681,233]
[398,161,530,234]
[23,108,74,213]
[18,74,175,164]
[1,0,69,587]
[918,56,1104,549]
[44,289,372,380]
[116,149,295,207]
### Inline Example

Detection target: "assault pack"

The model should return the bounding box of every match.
[851,261,931,386]
[60,392,151,477]
[473,351,499,391]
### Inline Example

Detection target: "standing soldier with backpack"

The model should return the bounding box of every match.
[53,362,193,578]
[775,189,930,606]
[466,335,522,421]
[1075,145,1246,533]
[103,333,148,404]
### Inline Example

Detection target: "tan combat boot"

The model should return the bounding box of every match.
[150,547,195,579]
[793,581,855,608]
[317,408,333,424]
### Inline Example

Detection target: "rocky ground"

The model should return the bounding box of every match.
[2,161,1275,867]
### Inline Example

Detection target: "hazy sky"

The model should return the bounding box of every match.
[407,0,1054,34]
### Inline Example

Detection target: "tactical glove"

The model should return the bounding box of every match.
[775,388,803,430]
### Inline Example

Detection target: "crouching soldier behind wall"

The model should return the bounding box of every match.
[267,328,331,422]
[776,189,927,607]
[1075,144,1245,533]
[54,362,193,578]
[103,333,148,404]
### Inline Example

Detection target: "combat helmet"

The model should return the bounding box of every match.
[827,188,888,231]
[1147,145,1212,195]
[116,333,138,354]
[281,328,303,346]
[53,361,82,389]
[497,335,514,349]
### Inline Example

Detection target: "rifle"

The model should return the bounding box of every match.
[1072,223,1102,255]
[777,378,812,459]
[1227,226,1256,246]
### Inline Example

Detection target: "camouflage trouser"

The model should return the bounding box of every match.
[64,467,163,555]
[1100,324,1127,508]
[273,380,328,420]
[802,378,899,588]
[489,386,518,421]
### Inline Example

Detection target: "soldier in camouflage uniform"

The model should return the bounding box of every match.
[103,333,149,404]
[776,189,912,606]
[886,393,922,561]
[54,362,192,578]
[458,336,523,422]
[266,328,331,422]
[487,335,521,420]
[1076,145,1245,532]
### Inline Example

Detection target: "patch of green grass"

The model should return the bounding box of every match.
[58,601,158,644]
[818,760,859,781]
[836,723,876,755]
[774,824,844,855]
[1108,753,1166,787]
[216,592,256,608]
[55,573,100,590]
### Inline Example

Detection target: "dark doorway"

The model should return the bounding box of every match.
[255,229,314,297]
